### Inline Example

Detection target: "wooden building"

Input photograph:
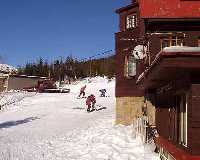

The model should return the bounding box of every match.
[116,0,200,159]
[115,0,152,125]
[115,0,156,125]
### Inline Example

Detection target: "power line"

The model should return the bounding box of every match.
[79,49,113,62]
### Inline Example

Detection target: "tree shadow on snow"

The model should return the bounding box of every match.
[0,117,40,129]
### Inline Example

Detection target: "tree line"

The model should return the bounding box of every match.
[17,55,115,80]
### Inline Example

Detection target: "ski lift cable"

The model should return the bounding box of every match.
[79,49,113,62]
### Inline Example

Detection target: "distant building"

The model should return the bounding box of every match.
[0,64,47,92]
[0,64,17,92]
[115,0,200,159]
[0,74,47,92]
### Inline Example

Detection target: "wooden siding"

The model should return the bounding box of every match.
[155,78,189,151]
[146,19,200,32]
[115,4,145,97]
[115,32,145,97]
[189,84,200,155]
[155,78,200,155]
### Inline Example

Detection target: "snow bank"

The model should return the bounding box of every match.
[28,122,158,160]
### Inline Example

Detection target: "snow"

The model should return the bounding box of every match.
[163,46,200,52]
[0,76,159,160]
[0,91,36,111]
[0,64,17,73]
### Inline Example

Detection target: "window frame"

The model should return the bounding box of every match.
[126,13,138,30]
[160,34,184,50]
[176,93,188,147]
[124,54,137,78]
[198,37,200,47]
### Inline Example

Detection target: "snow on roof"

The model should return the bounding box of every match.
[163,46,200,53]
[0,64,17,73]
[27,76,47,79]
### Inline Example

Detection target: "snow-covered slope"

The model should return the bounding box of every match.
[0,64,17,73]
[0,76,159,160]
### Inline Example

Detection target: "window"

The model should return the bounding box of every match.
[160,34,184,50]
[198,37,200,47]
[126,14,137,29]
[179,94,187,147]
[124,55,136,77]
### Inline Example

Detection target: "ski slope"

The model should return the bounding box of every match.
[0,77,159,160]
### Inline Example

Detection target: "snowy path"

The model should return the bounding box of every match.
[0,78,159,160]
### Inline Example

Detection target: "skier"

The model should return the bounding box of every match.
[86,94,96,112]
[99,89,107,97]
[78,85,86,98]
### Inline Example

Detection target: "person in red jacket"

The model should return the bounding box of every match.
[86,94,96,112]
[78,85,86,98]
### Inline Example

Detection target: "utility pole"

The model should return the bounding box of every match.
[89,57,92,77]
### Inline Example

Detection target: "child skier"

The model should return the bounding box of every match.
[78,85,86,98]
[99,89,107,97]
[86,94,96,112]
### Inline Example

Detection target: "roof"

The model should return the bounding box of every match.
[139,0,200,18]
[116,2,138,14]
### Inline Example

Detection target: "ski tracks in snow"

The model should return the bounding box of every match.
[0,78,159,160]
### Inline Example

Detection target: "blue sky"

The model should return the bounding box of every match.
[0,0,131,67]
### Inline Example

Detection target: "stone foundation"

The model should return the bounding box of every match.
[116,97,144,125]
[146,100,156,126]
[116,97,156,125]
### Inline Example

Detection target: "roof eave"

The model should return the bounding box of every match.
[115,3,139,14]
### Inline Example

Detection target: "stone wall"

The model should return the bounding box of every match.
[116,96,156,126]
[146,100,156,126]
[116,97,144,125]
